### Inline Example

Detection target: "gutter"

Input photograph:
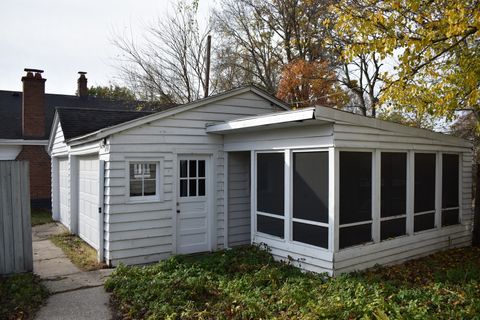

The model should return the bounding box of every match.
[0,139,48,145]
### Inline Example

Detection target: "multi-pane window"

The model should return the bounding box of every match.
[129,162,157,198]
[339,151,372,249]
[442,154,460,226]
[180,160,206,197]
[292,151,329,248]
[256,152,284,238]
[414,153,436,232]
[380,152,407,240]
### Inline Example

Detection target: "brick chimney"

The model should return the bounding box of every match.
[21,68,46,138]
[77,71,88,98]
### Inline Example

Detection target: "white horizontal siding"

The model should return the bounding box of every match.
[223,123,334,151]
[333,123,469,151]
[227,152,251,247]
[51,123,68,156]
[104,91,284,265]
[254,236,334,275]
[334,225,471,274]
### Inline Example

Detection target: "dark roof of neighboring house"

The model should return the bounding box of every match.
[0,90,177,140]
[56,107,155,140]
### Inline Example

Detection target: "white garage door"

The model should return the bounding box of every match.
[78,156,100,250]
[58,158,70,228]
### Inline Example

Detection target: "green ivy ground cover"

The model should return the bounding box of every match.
[105,245,480,319]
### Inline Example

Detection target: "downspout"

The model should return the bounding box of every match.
[98,160,105,262]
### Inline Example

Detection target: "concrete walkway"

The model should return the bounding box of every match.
[33,223,114,320]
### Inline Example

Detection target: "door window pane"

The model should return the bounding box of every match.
[180,160,188,178]
[257,153,284,216]
[180,180,188,197]
[257,215,284,238]
[189,179,197,196]
[414,153,436,213]
[189,160,197,178]
[292,222,328,248]
[340,152,372,224]
[198,160,205,177]
[381,153,407,217]
[293,152,328,223]
[198,179,206,196]
[179,159,206,198]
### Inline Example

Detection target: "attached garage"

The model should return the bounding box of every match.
[58,157,70,229]
[78,155,100,250]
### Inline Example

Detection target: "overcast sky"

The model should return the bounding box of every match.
[0,0,215,95]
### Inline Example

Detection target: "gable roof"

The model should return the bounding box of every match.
[206,105,471,148]
[0,90,176,140]
[56,107,155,140]
[64,86,290,146]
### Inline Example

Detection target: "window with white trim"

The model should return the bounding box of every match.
[414,153,436,232]
[129,162,158,199]
[442,154,460,226]
[256,152,284,238]
[179,159,206,197]
[380,152,407,240]
[339,151,372,249]
[292,151,329,248]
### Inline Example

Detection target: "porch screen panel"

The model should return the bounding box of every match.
[293,152,328,222]
[380,152,407,240]
[292,151,328,248]
[414,153,436,232]
[256,153,284,238]
[339,151,372,249]
[442,154,460,226]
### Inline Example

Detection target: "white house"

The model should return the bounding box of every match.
[48,86,473,275]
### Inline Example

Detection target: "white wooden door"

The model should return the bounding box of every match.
[58,158,70,228]
[78,156,99,249]
[176,156,210,254]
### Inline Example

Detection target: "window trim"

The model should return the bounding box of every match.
[125,158,163,203]
[179,159,207,199]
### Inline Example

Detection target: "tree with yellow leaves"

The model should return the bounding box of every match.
[333,0,479,120]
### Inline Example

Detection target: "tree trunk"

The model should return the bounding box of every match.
[473,163,480,246]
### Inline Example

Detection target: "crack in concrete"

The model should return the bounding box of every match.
[49,284,105,295]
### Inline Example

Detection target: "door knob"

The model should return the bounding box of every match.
[176,210,180,214]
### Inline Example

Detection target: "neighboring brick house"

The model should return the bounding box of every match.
[0,69,173,209]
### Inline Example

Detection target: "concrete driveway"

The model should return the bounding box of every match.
[32,223,114,320]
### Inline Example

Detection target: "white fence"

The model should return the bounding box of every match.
[0,161,33,275]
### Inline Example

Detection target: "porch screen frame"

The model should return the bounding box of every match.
[290,149,330,250]
[254,150,286,240]
[338,150,374,250]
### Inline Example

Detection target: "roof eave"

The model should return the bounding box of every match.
[206,107,315,133]
[66,86,290,146]
[314,106,472,148]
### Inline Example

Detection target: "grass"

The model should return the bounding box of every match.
[31,209,53,226]
[50,233,106,271]
[0,273,49,320]
[105,245,480,319]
